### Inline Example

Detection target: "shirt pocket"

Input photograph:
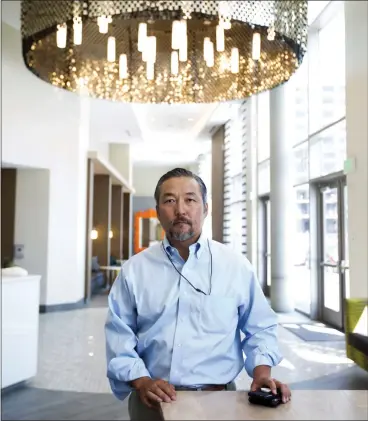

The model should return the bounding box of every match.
[197,295,238,334]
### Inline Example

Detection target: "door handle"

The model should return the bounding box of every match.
[320,262,337,267]
[320,262,340,273]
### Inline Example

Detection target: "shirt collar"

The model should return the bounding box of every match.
[163,233,207,259]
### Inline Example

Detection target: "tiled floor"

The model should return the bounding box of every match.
[2,294,368,420]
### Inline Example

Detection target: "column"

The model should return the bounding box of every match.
[269,84,294,312]
[345,1,368,298]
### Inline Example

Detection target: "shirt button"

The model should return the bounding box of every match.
[177,343,182,347]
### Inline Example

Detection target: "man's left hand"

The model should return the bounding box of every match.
[250,376,291,403]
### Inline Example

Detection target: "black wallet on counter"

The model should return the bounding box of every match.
[248,388,282,408]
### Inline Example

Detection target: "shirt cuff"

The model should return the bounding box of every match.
[244,345,283,378]
[108,360,151,397]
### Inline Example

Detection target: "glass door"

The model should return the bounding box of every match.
[319,178,348,330]
[259,197,271,296]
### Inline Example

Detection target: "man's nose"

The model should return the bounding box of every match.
[175,199,186,215]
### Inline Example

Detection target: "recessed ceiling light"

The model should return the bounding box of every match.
[151,117,155,122]
[188,118,194,121]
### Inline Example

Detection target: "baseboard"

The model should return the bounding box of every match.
[1,380,30,395]
[39,298,86,313]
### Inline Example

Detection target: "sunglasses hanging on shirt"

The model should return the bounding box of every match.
[162,239,213,295]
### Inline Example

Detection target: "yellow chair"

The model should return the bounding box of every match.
[345,298,368,372]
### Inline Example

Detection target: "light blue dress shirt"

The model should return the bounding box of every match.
[105,235,282,399]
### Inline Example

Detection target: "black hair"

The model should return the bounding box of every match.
[154,168,207,205]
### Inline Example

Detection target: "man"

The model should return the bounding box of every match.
[105,168,291,421]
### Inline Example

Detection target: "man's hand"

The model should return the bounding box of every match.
[251,366,291,403]
[131,377,176,408]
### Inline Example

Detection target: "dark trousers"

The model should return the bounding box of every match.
[128,382,236,421]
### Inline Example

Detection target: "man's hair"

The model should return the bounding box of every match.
[154,168,207,205]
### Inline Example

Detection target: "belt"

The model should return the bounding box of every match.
[175,384,227,391]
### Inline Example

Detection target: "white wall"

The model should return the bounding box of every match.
[132,163,190,197]
[89,134,109,162]
[345,1,368,298]
[109,143,132,185]
[2,23,88,306]
[14,169,50,305]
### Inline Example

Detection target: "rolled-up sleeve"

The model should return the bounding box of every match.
[105,269,151,399]
[238,265,283,378]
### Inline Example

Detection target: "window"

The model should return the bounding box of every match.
[286,55,309,144]
[293,141,309,185]
[309,119,346,179]
[292,184,311,314]
[223,104,247,255]
[257,91,270,162]
[310,9,345,133]
[198,152,212,239]
[253,1,347,317]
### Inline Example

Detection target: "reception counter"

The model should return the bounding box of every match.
[2,274,41,389]
[161,390,368,420]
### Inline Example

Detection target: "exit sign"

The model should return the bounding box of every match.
[344,157,356,174]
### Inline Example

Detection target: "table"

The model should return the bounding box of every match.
[99,265,121,289]
[161,390,368,420]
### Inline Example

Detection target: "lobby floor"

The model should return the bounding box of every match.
[2,295,368,420]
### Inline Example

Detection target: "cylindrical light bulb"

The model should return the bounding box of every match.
[142,41,148,62]
[146,36,156,64]
[179,34,187,62]
[146,61,154,80]
[107,36,116,62]
[216,25,225,52]
[171,51,179,75]
[252,32,261,60]
[206,41,214,67]
[203,37,211,61]
[172,20,181,50]
[97,16,109,34]
[56,23,67,48]
[180,19,187,46]
[119,54,128,79]
[73,17,82,45]
[138,23,147,52]
[231,47,239,73]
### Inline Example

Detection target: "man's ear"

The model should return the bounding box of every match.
[204,203,209,217]
[156,205,160,218]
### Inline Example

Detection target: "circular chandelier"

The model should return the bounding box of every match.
[21,1,308,104]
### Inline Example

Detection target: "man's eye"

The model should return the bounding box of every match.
[165,199,175,203]
[187,198,195,202]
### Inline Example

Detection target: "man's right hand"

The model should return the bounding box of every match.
[131,377,176,408]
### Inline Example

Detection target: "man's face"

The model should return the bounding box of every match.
[156,176,208,242]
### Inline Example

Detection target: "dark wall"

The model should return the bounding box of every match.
[1,168,17,266]
[92,174,111,266]
[123,192,132,260]
[111,185,123,259]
